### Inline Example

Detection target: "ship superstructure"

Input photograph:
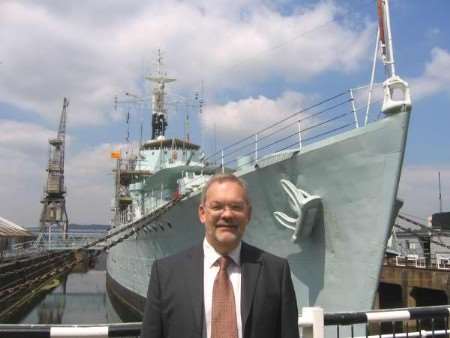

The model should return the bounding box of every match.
[112,55,215,229]
[107,0,412,317]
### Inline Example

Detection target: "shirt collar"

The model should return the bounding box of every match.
[203,238,241,268]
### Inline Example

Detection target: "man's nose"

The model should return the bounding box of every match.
[220,207,234,218]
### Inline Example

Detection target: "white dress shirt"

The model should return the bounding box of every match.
[203,238,242,338]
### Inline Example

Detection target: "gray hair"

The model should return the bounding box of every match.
[200,173,250,205]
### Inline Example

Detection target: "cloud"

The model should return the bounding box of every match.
[0,120,53,226]
[0,119,54,154]
[64,143,119,225]
[202,90,310,142]
[0,0,379,226]
[0,148,45,227]
[0,0,374,127]
[0,118,119,226]
[145,1,374,93]
[0,1,139,126]
[0,140,121,227]
[409,47,450,99]
[398,165,450,220]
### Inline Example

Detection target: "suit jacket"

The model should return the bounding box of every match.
[141,241,299,338]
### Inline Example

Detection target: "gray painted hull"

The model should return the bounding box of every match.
[107,109,410,313]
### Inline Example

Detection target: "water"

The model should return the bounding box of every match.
[18,254,123,325]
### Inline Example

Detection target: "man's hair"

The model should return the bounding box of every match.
[200,173,250,205]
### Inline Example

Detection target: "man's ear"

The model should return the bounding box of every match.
[247,204,252,222]
[198,204,206,224]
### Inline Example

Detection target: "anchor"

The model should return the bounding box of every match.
[273,179,321,242]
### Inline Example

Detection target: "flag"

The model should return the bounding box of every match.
[111,150,121,159]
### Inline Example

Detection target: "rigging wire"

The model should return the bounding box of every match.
[205,91,348,161]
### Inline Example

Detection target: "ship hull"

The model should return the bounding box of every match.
[107,109,410,317]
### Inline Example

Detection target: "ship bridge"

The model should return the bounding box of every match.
[141,137,200,150]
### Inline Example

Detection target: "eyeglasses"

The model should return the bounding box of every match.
[204,202,248,214]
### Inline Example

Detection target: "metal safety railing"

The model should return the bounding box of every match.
[204,90,383,172]
[0,322,141,338]
[2,232,108,259]
[299,305,450,338]
[1,305,449,338]
[384,252,450,271]
[30,232,109,251]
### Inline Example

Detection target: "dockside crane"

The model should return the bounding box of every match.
[39,98,69,237]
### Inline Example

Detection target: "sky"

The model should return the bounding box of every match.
[0,0,449,227]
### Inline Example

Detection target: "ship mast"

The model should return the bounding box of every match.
[377,0,411,114]
[145,50,175,140]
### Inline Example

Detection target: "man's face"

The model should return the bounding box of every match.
[199,180,251,254]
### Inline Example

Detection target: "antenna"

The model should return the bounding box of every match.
[198,80,205,150]
[156,49,163,76]
[213,122,217,165]
[439,171,443,212]
[126,111,130,144]
[185,106,190,142]
[146,50,175,140]
[199,80,204,115]
[139,122,143,150]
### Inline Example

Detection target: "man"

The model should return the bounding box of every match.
[141,174,299,338]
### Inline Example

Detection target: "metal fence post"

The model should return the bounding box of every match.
[299,307,324,338]
[349,89,359,129]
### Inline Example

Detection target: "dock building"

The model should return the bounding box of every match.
[0,216,33,258]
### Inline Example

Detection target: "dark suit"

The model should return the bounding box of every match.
[141,241,299,338]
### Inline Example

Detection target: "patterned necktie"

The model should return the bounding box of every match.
[211,256,238,338]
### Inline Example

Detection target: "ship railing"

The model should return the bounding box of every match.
[384,252,450,271]
[299,305,450,338]
[436,254,450,270]
[203,87,383,174]
[1,237,52,260]
[1,305,448,338]
[392,254,426,268]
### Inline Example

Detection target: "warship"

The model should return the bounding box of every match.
[106,0,412,318]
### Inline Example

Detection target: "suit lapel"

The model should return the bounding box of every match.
[240,242,262,333]
[185,245,204,335]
